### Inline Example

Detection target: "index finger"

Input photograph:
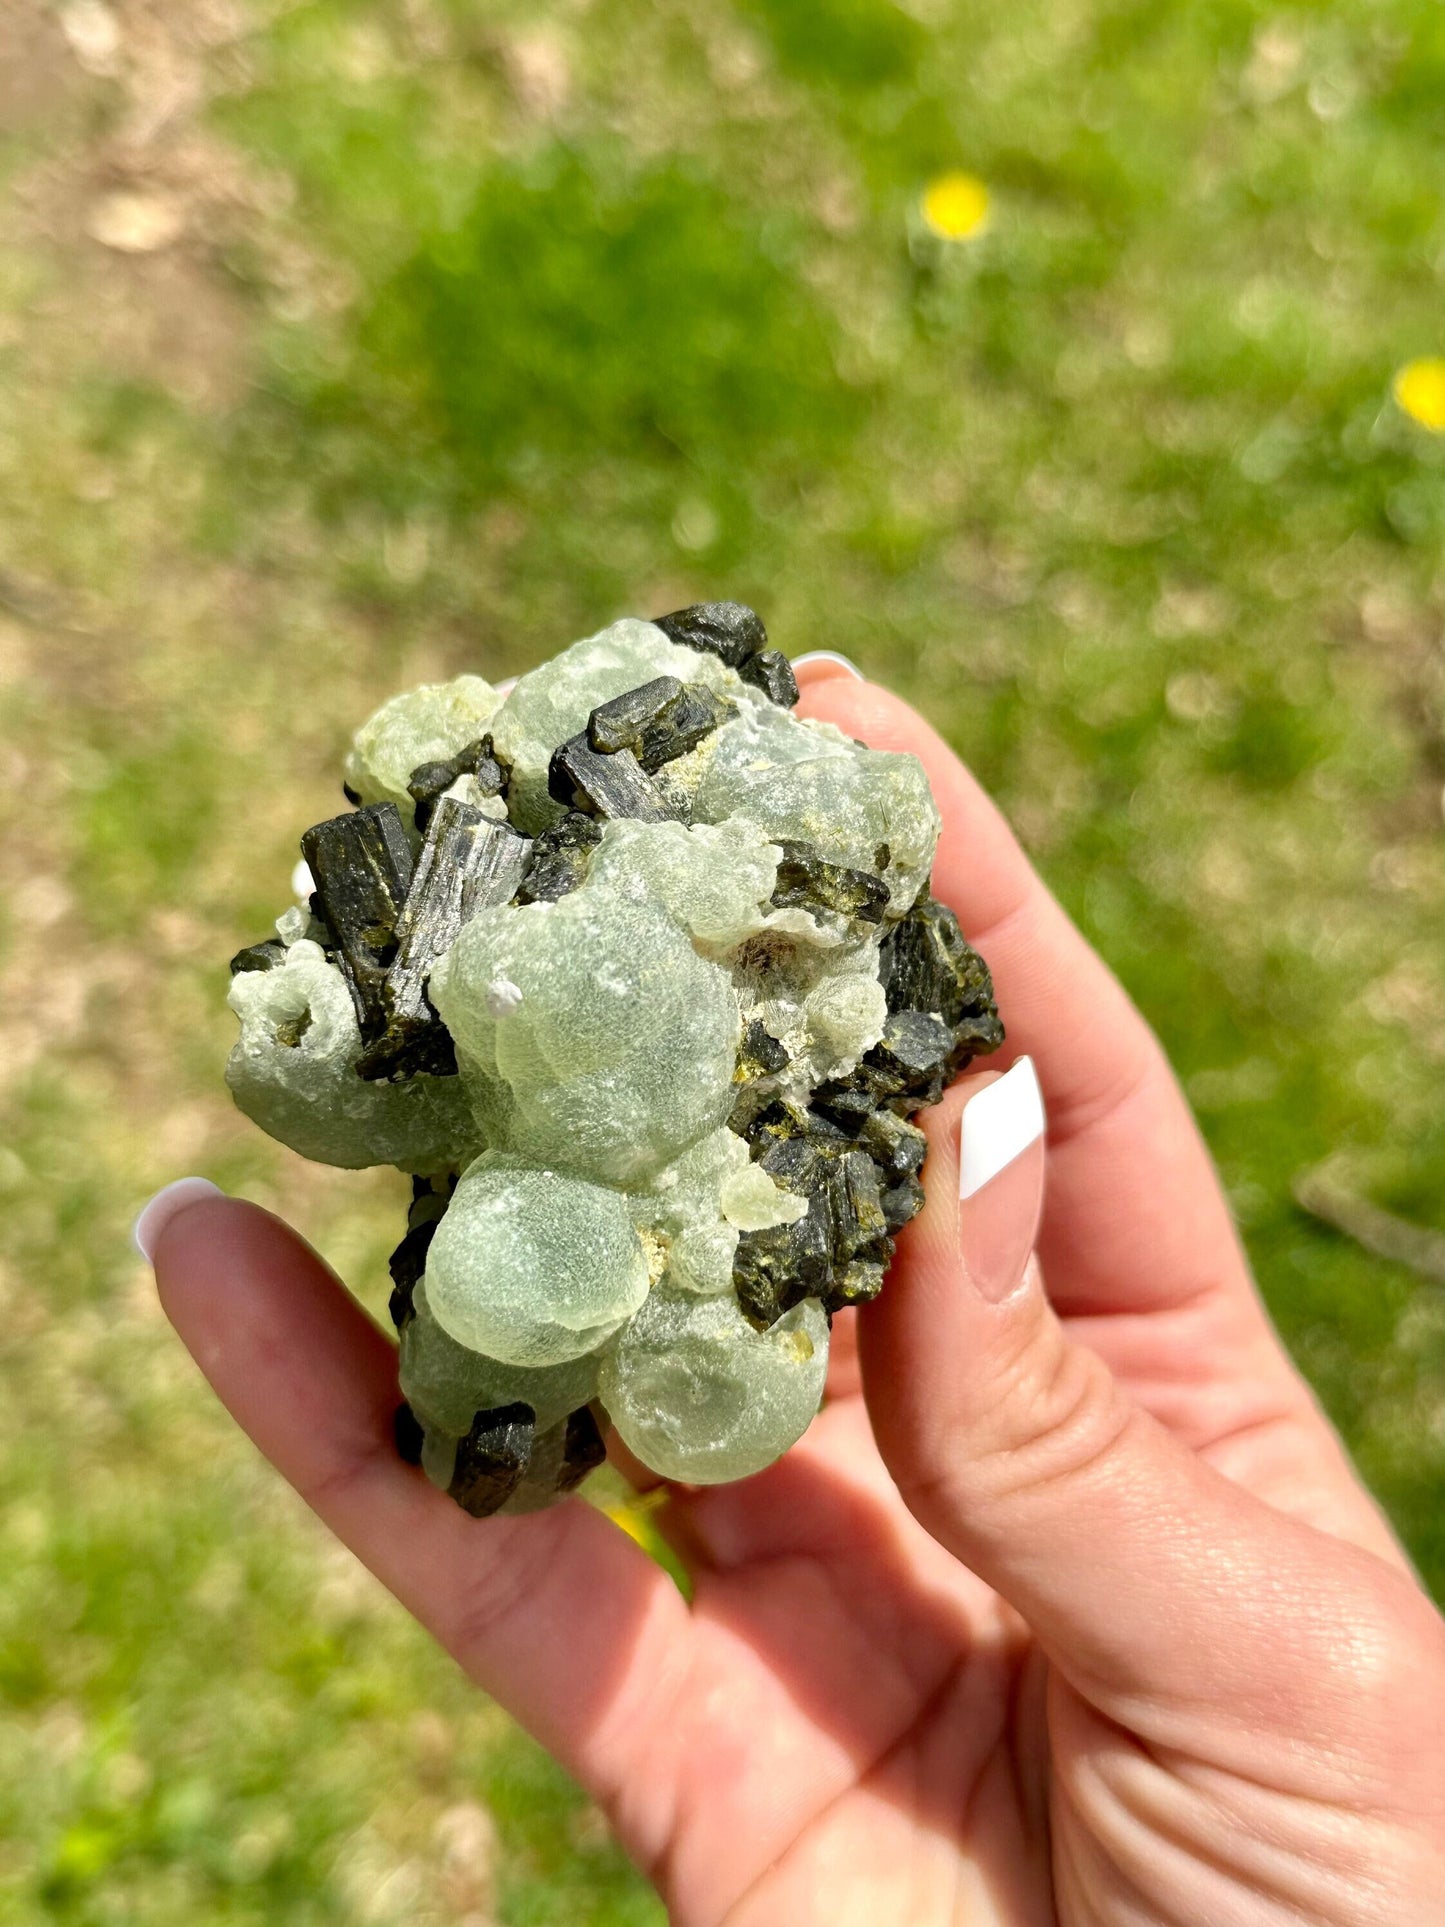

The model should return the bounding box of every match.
[153,1193,692,1822]
[795,672,1269,1340]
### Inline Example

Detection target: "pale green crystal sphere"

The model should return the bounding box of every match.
[600,1289,830,1484]
[718,1161,809,1231]
[489,618,745,833]
[400,1280,600,1436]
[694,703,940,913]
[802,969,889,1079]
[342,674,502,820]
[430,883,741,1185]
[424,1154,650,1366]
[665,1223,738,1296]
[629,1124,750,1296]
[586,816,780,951]
[226,940,475,1173]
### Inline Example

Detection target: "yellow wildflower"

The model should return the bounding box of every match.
[1393,358,1445,433]
[920,171,991,243]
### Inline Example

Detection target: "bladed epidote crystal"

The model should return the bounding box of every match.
[225,607,1003,1514]
[357,799,529,1080]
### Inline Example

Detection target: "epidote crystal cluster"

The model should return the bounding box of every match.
[226,606,1003,1515]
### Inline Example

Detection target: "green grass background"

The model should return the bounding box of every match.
[1,0,1443,1917]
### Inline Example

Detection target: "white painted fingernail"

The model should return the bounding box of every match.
[792,651,864,681]
[958,1058,1045,1303]
[133,1177,225,1263]
[959,1057,1045,1200]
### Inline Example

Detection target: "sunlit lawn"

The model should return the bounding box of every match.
[1,0,1443,1918]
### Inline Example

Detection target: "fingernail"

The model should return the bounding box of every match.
[958,1058,1045,1303]
[791,650,864,682]
[133,1177,225,1263]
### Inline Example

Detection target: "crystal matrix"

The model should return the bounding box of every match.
[226,606,1003,1514]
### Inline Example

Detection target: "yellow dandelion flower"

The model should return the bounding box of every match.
[1393,358,1445,433]
[920,171,991,242]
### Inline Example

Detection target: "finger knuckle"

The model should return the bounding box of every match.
[973,1327,1137,1510]
[1262,1555,1445,1804]
[293,1424,390,1514]
[442,1511,571,1665]
[1329,1568,1445,1730]
[900,1322,1135,1534]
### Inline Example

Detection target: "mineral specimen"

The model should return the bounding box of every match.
[225,604,1004,1514]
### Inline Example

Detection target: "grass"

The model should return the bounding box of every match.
[1,0,1443,1917]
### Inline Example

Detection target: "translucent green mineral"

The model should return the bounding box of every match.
[430,885,740,1185]
[225,606,1004,1514]
[599,1290,831,1484]
[424,1154,650,1366]
[227,936,477,1173]
[401,1281,601,1434]
[344,673,503,820]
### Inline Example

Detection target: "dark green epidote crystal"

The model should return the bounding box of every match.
[406,734,508,833]
[652,603,799,710]
[881,1175,926,1230]
[448,1401,535,1517]
[587,676,683,753]
[587,676,734,769]
[389,1174,458,1331]
[387,1224,431,1329]
[729,890,1000,1328]
[735,1018,791,1084]
[230,938,286,975]
[547,663,739,820]
[855,1107,929,1182]
[770,840,891,925]
[513,811,603,904]
[879,896,1005,1058]
[548,734,675,822]
[739,648,799,708]
[357,799,530,1080]
[555,1406,608,1494]
[813,897,1004,1130]
[300,803,415,1040]
[734,1109,898,1326]
[654,600,768,670]
[443,1399,607,1517]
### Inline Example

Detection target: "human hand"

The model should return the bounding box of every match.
[147,661,1445,1925]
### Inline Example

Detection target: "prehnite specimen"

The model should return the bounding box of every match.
[226,606,1004,1515]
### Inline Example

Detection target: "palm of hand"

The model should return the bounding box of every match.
[628,1387,1048,1926]
[154,670,1444,1927]
[614,1371,1057,1926]
[599,1284,1395,1927]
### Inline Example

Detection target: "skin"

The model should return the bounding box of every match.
[153,665,1445,1925]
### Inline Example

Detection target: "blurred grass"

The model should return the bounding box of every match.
[1,0,1443,1917]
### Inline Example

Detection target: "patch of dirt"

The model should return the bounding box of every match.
[2,1,301,411]
[0,2,80,127]
[55,236,254,410]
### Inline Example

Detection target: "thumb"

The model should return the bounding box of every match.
[860,1060,1416,1729]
